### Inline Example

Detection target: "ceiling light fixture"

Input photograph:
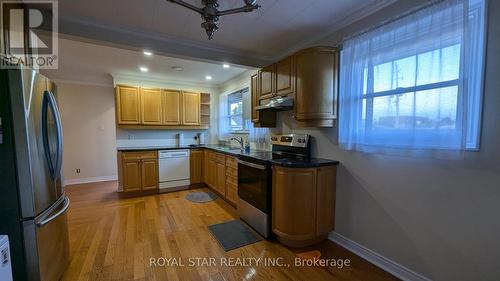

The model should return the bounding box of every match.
[223,63,230,68]
[165,0,260,40]
[139,66,149,72]
[143,50,153,56]
[171,66,184,71]
[205,75,213,80]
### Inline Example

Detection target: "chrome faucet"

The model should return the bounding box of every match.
[230,137,244,151]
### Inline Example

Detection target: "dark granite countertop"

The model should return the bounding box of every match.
[269,158,339,168]
[116,144,339,168]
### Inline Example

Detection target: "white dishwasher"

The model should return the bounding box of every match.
[158,150,191,192]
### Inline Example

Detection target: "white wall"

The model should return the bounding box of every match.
[299,1,499,281]
[213,2,500,280]
[57,82,118,184]
[216,69,260,146]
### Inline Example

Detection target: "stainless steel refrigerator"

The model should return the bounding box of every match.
[0,66,69,281]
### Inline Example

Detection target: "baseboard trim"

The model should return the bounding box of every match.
[329,232,431,281]
[64,175,118,186]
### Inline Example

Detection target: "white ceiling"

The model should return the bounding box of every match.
[41,37,253,86]
[58,0,397,66]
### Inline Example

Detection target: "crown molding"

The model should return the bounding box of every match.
[276,0,398,59]
[111,74,219,93]
[57,1,398,68]
[50,78,113,88]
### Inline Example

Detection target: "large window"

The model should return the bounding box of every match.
[339,0,486,154]
[227,91,243,131]
[218,88,248,138]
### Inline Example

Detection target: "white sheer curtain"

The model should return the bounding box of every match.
[339,0,486,156]
[218,93,230,140]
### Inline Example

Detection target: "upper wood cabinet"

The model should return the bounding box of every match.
[115,85,207,128]
[294,47,338,127]
[116,86,140,125]
[140,88,162,125]
[251,74,277,127]
[258,64,275,100]
[275,56,295,97]
[272,165,337,247]
[162,90,182,125]
[251,74,259,123]
[182,92,201,125]
[250,46,338,128]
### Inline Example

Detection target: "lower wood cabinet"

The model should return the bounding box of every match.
[122,160,142,192]
[118,151,159,193]
[272,165,336,247]
[225,156,238,205]
[117,149,238,205]
[189,149,204,184]
[202,150,238,206]
[141,158,159,190]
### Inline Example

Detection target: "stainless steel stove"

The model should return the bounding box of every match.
[237,134,311,238]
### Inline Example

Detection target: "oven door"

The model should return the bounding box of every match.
[237,159,270,213]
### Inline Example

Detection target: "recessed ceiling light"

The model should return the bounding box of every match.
[223,63,230,68]
[143,50,152,56]
[205,75,212,80]
[171,66,184,71]
[139,66,149,72]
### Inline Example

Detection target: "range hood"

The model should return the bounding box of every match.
[255,95,294,111]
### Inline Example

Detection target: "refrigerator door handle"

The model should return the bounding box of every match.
[49,91,64,179]
[41,90,63,180]
[36,196,70,227]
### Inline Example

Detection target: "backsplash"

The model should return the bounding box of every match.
[116,129,211,148]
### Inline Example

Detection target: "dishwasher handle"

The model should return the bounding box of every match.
[159,150,190,158]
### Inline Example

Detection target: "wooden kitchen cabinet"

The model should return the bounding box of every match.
[258,64,275,100]
[182,92,201,125]
[225,155,238,205]
[275,56,295,97]
[202,151,238,207]
[190,149,203,184]
[272,165,337,247]
[251,74,276,127]
[294,47,338,127]
[122,160,142,192]
[141,158,159,190]
[116,85,141,125]
[162,89,182,125]
[115,85,207,129]
[203,151,217,189]
[250,46,339,128]
[140,88,162,125]
[118,151,159,193]
[216,162,226,195]
[251,74,259,123]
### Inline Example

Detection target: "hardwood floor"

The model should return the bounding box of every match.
[62,181,399,281]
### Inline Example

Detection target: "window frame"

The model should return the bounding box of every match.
[226,90,245,132]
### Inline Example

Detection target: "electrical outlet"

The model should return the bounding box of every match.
[76,169,81,174]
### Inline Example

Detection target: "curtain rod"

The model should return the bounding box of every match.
[342,0,447,42]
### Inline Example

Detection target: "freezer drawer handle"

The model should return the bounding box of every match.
[37,196,70,227]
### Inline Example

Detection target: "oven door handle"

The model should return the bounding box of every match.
[238,159,267,170]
